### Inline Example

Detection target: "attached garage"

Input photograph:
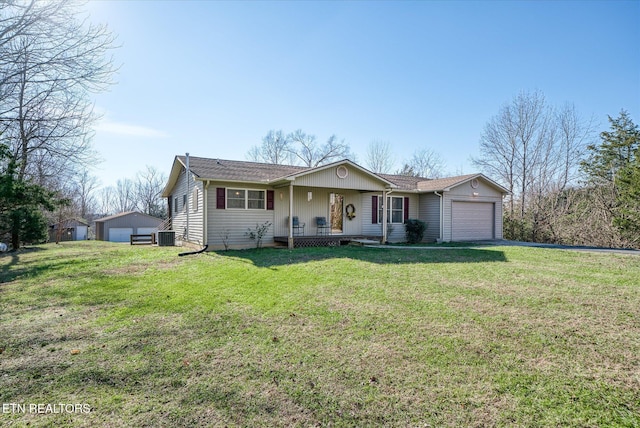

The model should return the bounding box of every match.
[452,201,495,241]
[108,228,134,242]
[94,211,163,242]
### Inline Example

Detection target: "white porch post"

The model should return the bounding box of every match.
[382,190,388,244]
[288,182,294,249]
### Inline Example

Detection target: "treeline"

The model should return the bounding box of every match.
[0,1,116,249]
[474,91,639,248]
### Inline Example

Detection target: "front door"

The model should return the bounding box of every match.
[330,193,344,234]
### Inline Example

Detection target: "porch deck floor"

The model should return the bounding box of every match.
[274,235,382,248]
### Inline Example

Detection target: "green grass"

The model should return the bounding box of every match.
[1,241,639,427]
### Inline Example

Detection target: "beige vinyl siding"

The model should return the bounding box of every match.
[274,187,363,237]
[361,192,419,242]
[170,168,203,243]
[419,193,441,242]
[361,192,383,237]
[205,182,275,249]
[293,165,386,191]
[442,178,504,242]
[170,169,204,243]
[190,180,204,243]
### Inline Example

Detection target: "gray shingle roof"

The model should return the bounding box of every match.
[416,174,479,192]
[171,156,506,194]
[177,156,307,182]
[379,174,429,190]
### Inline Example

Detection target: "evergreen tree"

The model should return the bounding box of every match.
[581,110,640,247]
[615,154,640,246]
[0,144,56,250]
[581,110,639,183]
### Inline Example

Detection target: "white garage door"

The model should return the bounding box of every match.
[452,202,494,241]
[109,228,133,242]
[137,227,157,235]
[76,226,88,240]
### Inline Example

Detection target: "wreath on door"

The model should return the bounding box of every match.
[345,204,356,220]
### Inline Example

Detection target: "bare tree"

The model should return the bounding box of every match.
[365,139,395,173]
[246,130,292,164]
[473,91,594,241]
[407,148,445,178]
[288,130,352,167]
[97,186,116,216]
[72,169,99,219]
[114,178,136,213]
[135,165,167,218]
[0,1,116,180]
[248,129,352,167]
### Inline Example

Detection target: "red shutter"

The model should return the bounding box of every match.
[404,197,410,222]
[372,195,378,224]
[216,188,225,209]
[266,190,274,210]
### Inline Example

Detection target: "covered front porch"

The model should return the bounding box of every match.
[274,235,383,248]
[271,160,396,249]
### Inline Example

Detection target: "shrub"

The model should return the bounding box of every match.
[245,221,272,248]
[404,219,426,244]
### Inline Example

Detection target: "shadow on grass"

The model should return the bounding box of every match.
[0,246,51,285]
[215,245,507,268]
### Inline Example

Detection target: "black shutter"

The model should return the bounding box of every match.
[267,190,274,210]
[404,197,410,222]
[216,188,225,209]
[372,195,378,224]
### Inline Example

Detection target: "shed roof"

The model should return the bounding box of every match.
[94,211,163,223]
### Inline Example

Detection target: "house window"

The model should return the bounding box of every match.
[174,197,179,213]
[226,188,266,210]
[247,190,265,209]
[378,196,404,224]
[182,194,187,212]
[227,189,245,209]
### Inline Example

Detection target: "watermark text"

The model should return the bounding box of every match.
[2,403,91,414]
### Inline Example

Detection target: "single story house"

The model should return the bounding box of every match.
[49,218,90,242]
[94,211,164,242]
[161,155,508,249]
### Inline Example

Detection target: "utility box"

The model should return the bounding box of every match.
[158,230,175,246]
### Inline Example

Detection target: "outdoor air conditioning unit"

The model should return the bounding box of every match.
[157,230,175,247]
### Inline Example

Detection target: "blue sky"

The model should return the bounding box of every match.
[86,0,640,188]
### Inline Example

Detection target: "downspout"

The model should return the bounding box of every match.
[435,191,443,243]
[185,152,190,242]
[203,180,210,245]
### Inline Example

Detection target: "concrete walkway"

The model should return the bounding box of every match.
[366,239,640,256]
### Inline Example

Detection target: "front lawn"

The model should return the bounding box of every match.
[1,242,638,427]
